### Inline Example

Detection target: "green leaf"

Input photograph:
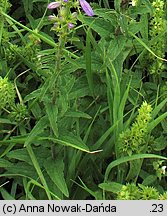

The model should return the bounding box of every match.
[99,182,122,193]
[45,102,59,138]
[24,116,48,147]
[30,102,42,119]
[0,118,16,124]
[94,9,117,24]
[39,134,90,153]
[107,36,127,61]
[0,173,60,200]
[85,29,94,96]
[126,160,142,181]
[0,158,12,168]
[114,0,121,12]
[76,177,102,200]
[104,154,167,182]
[142,175,157,186]
[24,89,41,102]
[26,145,52,200]
[7,149,32,165]
[22,0,33,14]
[79,16,113,38]
[6,162,38,179]
[140,14,148,41]
[152,135,167,151]
[129,5,152,16]
[0,188,15,200]
[6,147,51,166]
[57,134,90,152]
[128,30,167,62]
[148,112,167,132]
[65,111,92,119]
[152,98,167,119]
[44,158,69,197]
[69,87,90,99]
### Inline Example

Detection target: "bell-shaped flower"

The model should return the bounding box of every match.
[79,0,94,16]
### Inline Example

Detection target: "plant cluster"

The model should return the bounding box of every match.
[119,101,153,155]
[147,0,166,75]
[116,183,167,200]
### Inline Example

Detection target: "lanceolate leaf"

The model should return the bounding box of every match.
[39,134,90,153]
[44,158,69,197]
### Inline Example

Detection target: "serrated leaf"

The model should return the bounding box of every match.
[44,158,69,197]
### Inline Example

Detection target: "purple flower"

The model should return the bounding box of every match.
[79,0,94,16]
[68,23,75,29]
[64,0,68,2]
[47,2,61,9]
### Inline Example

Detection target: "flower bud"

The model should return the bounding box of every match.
[48,15,55,21]
[47,2,61,9]
[68,23,75,29]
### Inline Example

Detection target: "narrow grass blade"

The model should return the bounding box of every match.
[148,112,167,132]
[0,174,60,199]
[26,145,52,200]
[128,31,167,62]
[0,188,15,200]
[151,98,167,119]
[104,154,167,182]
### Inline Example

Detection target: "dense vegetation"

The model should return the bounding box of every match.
[0,0,167,200]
